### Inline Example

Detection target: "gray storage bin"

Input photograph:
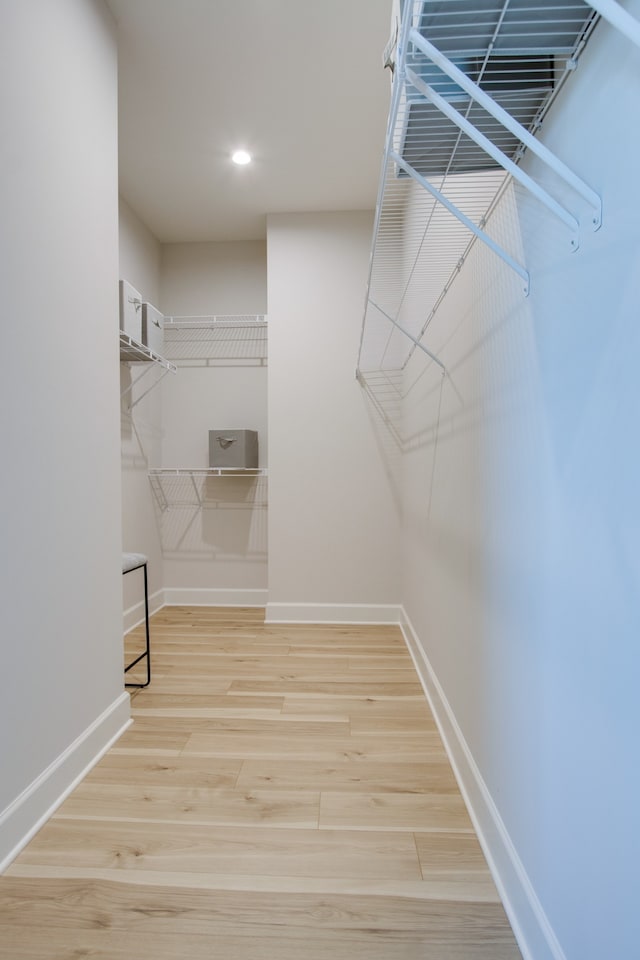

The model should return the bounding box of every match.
[141,302,164,354]
[209,429,258,469]
[119,279,143,341]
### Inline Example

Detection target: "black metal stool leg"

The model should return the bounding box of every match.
[124,560,151,688]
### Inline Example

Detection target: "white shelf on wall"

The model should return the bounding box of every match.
[119,330,177,368]
[119,330,177,408]
[148,467,268,511]
[162,315,268,365]
[149,467,268,478]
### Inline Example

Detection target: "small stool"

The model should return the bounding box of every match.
[122,552,151,687]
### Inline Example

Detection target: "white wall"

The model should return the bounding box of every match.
[0,0,128,868]
[161,241,267,315]
[119,197,164,621]
[119,196,161,301]
[266,212,401,622]
[399,11,640,960]
[159,241,268,603]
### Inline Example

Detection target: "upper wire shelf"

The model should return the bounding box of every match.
[119,331,177,371]
[357,0,605,376]
[162,315,268,364]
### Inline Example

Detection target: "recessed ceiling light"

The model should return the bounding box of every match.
[232,150,252,165]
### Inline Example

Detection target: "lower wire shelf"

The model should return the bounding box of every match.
[149,467,267,477]
[148,467,268,510]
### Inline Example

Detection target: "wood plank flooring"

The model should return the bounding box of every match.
[0,606,522,959]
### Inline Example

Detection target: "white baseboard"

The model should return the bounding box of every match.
[265,602,402,624]
[400,609,566,960]
[123,588,164,633]
[164,587,268,608]
[0,693,131,874]
[127,594,400,622]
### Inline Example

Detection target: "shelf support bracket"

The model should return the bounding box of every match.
[407,31,602,232]
[405,66,583,248]
[589,0,640,49]
[149,474,169,513]
[389,149,530,293]
[190,472,203,506]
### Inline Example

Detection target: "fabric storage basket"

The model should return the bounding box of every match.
[119,279,143,341]
[141,302,164,354]
[209,429,259,469]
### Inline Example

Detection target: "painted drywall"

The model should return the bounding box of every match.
[159,241,268,600]
[266,212,401,620]
[0,0,127,865]
[119,196,161,302]
[399,11,640,960]
[160,241,267,315]
[118,196,164,620]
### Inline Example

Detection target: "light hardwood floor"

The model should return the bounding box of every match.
[0,607,522,959]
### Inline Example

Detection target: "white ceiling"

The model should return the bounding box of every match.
[107,0,393,243]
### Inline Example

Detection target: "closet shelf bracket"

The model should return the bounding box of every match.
[120,331,177,409]
[589,0,640,50]
[407,31,602,236]
[406,67,580,247]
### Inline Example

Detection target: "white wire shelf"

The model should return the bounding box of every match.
[148,467,267,478]
[162,315,268,364]
[148,467,268,511]
[358,0,605,375]
[119,331,177,370]
[164,315,267,327]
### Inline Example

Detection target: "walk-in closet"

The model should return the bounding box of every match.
[2,3,640,959]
